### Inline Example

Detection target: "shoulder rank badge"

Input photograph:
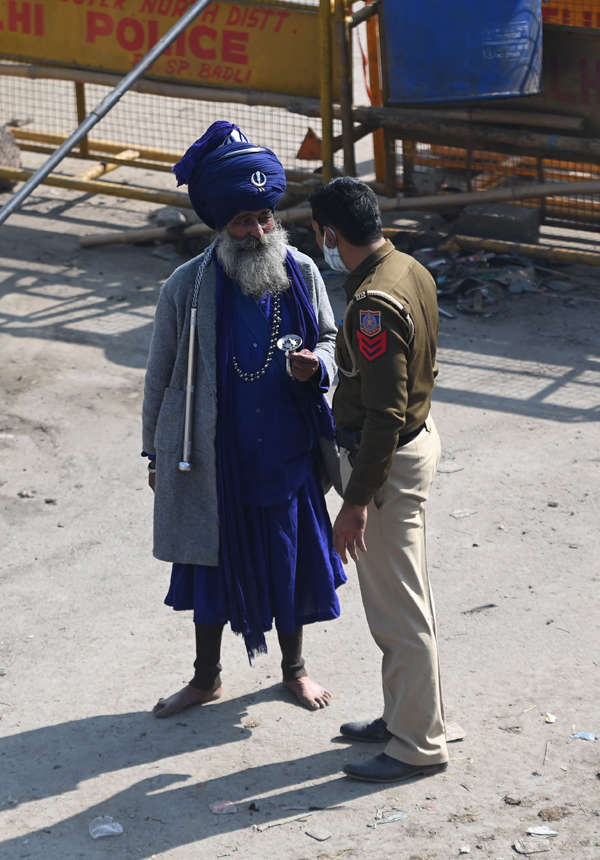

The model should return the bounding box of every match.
[357,309,387,361]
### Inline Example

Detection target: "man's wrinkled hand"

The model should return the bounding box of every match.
[333,501,367,563]
[289,349,320,382]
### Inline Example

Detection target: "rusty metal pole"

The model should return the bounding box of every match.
[334,0,356,175]
[74,82,89,156]
[365,0,386,184]
[319,0,334,182]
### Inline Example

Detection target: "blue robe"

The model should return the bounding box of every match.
[165,281,345,650]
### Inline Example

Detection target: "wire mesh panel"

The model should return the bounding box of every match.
[396,141,600,228]
[542,0,600,27]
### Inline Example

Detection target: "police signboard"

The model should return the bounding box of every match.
[0,0,322,98]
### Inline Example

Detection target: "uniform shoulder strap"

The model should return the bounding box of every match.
[351,289,415,345]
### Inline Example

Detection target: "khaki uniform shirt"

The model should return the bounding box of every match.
[333,240,439,506]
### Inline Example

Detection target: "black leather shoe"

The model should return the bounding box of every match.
[339,717,392,743]
[343,752,448,783]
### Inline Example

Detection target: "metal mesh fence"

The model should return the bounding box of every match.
[0,71,341,178]
[542,0,600,27]
[396,141,600,228]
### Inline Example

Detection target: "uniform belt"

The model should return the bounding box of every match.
[336,423,425,455]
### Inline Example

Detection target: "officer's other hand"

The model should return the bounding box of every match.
[289,349,319,382]
[149,470,156,492]
[333,502,367,563]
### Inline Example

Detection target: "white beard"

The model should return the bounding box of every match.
[216,222,290,298]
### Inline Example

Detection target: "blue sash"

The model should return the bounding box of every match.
[214,251,335,660]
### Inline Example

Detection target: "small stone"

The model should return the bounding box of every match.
[538,807,566,822]
[504,795,522,806]
[547,501,559,508]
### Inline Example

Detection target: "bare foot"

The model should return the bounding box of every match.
[153,684,222,719]
[284,676,332,710]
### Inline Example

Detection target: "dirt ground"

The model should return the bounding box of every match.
[1,179,599,860]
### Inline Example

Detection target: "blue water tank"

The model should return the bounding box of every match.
[381,0,542,104]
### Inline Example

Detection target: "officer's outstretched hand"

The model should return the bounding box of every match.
[289,349,320,382]
[333,502,367,563]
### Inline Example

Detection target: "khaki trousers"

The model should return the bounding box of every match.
[341,417,448,766]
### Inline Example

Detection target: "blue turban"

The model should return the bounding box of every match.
[173,121,287,229]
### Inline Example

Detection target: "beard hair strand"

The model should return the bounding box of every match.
[216,222,290,298]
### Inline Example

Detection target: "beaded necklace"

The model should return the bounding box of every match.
[232,292,282,383]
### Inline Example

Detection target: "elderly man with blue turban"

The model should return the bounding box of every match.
[142,122,345,716]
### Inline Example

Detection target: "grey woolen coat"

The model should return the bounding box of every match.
[142,247,338,565]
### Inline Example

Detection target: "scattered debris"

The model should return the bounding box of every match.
[44,498,57,505]
[446,722,466,743]
[504,796,522,806]
[448,812,476,824]
[253,812,312,832]
[513,839,550,855]
[248,801,259,812]
[538,807,566,822]
[0,668,6,677]
[209,801,238,815]
[527,826,558,838]
[367,810,408,828]
[16,490,35,498]
[450,509,477,519]
[88,816,124,839]
[243,718,260,728]
[547,501,559,508]
[462,603,497,615]
[570,731,596,742]
[544,713,556,724]
[458,847,470,855]
[148,206,188,229]
[499,725,522,734]
[542,741,551,768]
[305,828,332,841]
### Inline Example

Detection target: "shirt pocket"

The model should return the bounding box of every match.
[154,386,185,453]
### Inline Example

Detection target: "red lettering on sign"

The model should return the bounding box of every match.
[8,0,31,33]
[86,11,113,42]
[117,17,144,50]
[33,2,43,33]
[201,4,218,24]
[273,10,289,32]
[189,25,216,60]
[114,0,126,10]
[222,29,248,64]
[147,18,159,48]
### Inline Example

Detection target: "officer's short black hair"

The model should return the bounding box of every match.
[310,177,382,245]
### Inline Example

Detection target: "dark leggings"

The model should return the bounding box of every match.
[189,623,307,691]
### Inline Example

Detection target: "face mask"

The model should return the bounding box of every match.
[323,228,350,274]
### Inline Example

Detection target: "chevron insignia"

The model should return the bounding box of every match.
[357,329,387,361]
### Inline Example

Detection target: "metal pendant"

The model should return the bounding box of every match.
[277,333,303,377]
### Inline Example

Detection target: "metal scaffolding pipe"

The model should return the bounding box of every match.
[0,0,214,225]
[386,178,600,211]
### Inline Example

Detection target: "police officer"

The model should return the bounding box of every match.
[310,178,448,783]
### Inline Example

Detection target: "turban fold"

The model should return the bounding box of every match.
[173,121,286,229]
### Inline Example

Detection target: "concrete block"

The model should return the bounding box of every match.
[456,203,540,243]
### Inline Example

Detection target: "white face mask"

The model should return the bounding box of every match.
[322,228,350,274]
